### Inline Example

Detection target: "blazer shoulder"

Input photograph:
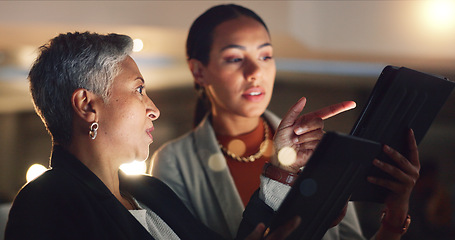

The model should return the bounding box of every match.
[6,169,80,239]
[151,130,198,171]
[156,130,197,155]
[14,168,74,202]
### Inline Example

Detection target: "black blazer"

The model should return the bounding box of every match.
[5,146,274,240]
[6,146,274,240]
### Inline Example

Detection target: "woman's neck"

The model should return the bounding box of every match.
[211,113,261,136]
[66,139,123,202]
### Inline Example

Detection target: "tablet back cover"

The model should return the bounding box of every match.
[269,132,381,240]
[350,65,454,202]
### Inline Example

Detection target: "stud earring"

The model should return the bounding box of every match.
[89,122,99,140]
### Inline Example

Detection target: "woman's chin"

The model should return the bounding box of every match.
[242,108,267,118]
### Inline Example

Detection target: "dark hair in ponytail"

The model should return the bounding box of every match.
[186,4,269,127]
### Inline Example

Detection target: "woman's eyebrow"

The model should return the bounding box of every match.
[258,43,272,49]
[220,43,272,52]
[219,42,272,52]
[220,44,245,52]
[135,77,145,83]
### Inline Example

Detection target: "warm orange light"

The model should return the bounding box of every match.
[277,147,297,166]
[227,139,246,156]
[26,163,47,182]
[423,0,455,31]
[119,160,147,175]
[132,39,144,52]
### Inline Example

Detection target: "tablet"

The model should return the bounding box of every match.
[349,65,454,202]
[268,132,382,240]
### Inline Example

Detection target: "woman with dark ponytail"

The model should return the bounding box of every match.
[151,4,419,240]
[152,6,289,237]
[187,4,268,128]
[151,3,351,238]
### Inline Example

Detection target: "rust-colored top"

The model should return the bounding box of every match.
[216,118,274,206]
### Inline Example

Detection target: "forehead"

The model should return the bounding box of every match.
[116,56,142,79]
[110,55,143,88]
[119,56,140,73]
[211,16,271,49]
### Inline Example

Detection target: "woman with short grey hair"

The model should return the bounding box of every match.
[29,32,133,146]
[5,31,308,240]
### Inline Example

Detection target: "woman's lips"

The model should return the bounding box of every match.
[146,126,154,142]
[242,87,265,102]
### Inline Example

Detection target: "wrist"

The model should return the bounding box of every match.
[262,162,300,186]
[380,210,411,235]
[269,155,300,173]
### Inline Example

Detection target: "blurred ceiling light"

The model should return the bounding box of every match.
[26,163,47,182]
[18,45,38,68]
[133,39,144,52]
[120,160,147,175]
[424,0,455,31]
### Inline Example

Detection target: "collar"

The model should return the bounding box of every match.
[49,146,154,239]
[50,145,114,199]
[190,110,281,236]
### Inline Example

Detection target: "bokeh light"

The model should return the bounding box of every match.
[208,153,227,172]
[132,38,144,52]
[119,160,147,175]
[423,0,455,31]
[227,139,246,156]
[261,139,275,157]
[26,163,47,182]
[277,147,297,166]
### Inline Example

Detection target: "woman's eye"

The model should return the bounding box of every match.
[136,86,144,95]
[226,57,243,63]
[261,56,273,61]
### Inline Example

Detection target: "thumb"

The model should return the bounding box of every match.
[244,223,266,240]
[279,97,307,130]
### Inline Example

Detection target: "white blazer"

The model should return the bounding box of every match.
[151,110,366,240]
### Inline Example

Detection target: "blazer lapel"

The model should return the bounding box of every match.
[51,146,153,240]
[191,112,281,237]
[193,116,244,236]
[263,110,281,131]
[120,173,221,240]
[98,192,154,239]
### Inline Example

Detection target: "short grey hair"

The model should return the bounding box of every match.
[29,31,133,146]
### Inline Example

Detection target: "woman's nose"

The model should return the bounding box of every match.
[245,59,262,82]
[145,95,160,121]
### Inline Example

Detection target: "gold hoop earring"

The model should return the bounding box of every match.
[89,122,99,140]
[195,83,205,98]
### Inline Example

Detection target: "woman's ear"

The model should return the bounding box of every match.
[188,59,207,86]
[71,88,99,123]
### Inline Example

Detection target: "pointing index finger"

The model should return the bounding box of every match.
[306,101,356,120]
